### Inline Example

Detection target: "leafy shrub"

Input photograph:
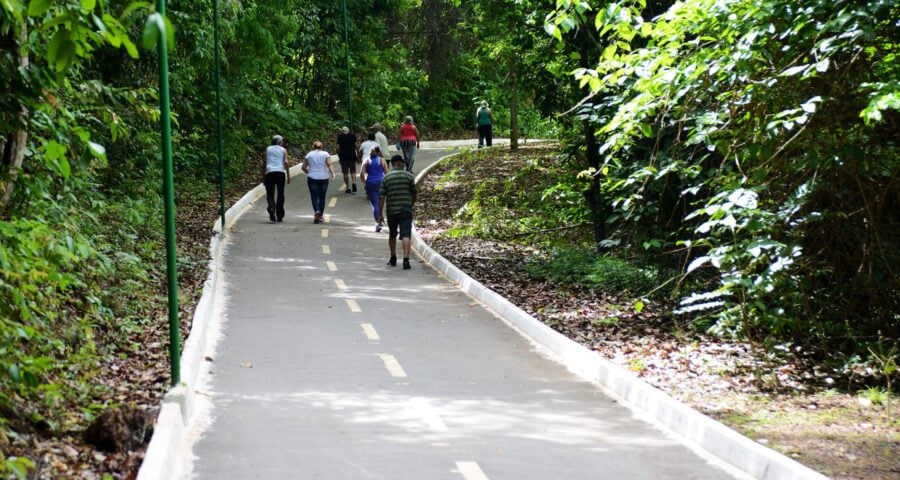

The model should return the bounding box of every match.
[526,248,660,294]
[446,147,592,245]
[548,0,899,348]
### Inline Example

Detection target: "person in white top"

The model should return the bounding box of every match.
[301,140,335,224]
[264,135,291,222]
[370,123,391,156]
[359,132,379,166]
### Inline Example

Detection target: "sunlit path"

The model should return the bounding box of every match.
[185,147,741,480]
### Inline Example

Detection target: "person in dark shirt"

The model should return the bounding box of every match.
[336,126,359,193]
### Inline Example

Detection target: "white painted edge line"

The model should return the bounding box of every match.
[411,152,828,480]
[139,163,306,480]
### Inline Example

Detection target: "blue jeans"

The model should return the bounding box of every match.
[366,180,382,222]
[400,140,417,173]
[307,177,329,214]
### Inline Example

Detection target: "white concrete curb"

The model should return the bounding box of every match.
[137,164,306,480]
[411,152,829,480]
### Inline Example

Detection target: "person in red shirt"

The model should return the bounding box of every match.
[398,115,420,173]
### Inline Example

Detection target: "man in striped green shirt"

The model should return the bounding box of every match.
[378,155,417,269]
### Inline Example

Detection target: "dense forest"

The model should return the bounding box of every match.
[1,0,897,477]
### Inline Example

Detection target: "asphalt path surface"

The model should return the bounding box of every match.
[187,146,739,479]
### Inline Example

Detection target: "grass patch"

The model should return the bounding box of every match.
[525,247,660,295]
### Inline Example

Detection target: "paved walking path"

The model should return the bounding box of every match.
[185,146,739,479]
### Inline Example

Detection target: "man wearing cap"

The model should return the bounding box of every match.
[263,135,291,222]
[370,123,391,157]
[378,155,417,269]
[336,126,358,193]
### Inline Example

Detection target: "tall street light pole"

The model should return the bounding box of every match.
[214,0,225,231]
[342,0,353,130]
[156,0,180,386]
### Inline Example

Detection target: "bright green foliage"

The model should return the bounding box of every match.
[444,148,590,242]
[526,247,661,294]
[546,0,899,347]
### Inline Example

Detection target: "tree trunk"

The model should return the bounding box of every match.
[574,28,607,251]
[509,64,519,151]
[0,24,30,215]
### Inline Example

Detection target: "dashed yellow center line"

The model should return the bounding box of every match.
[334,279,347,290]
[378,354,407,378]
[322,245,331,254]
[455,462,490,480]
[326,261,337,272]
[321,229,329,238]
[361,323,380,341]
[346,299,361,312]
[324,214,332,223]
[328,197,337,208]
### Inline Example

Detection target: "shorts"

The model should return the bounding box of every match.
[339,154,357,174]
[387,211,413,239]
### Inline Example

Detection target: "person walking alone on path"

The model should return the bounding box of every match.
[360,146,389,232]
[370,123,391,156]
[302,140,335,224]
[398,116,420,173]
[336,126,359,193]
[263,135,291,222]
[378,155,417,269]
[476,100,494,147]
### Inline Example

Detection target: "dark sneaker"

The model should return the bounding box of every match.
[387,256,397,267]
[345,188,352,194]
[276,217,283,222]
[269,210,276,222]
[352,183,357,193]
[402,258,411,270]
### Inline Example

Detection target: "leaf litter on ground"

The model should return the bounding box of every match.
[416,145,899,480]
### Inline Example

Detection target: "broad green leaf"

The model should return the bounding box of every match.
[58,156,71,178]
[56,39,77,72]
[45,141,66,160]
[47,28,72,68]
[163,14,175,50]
[1,0,25,23]
[87,141,107,159]
[639,123,652,137]
[687,256,711,273]
[780,65,808,77]
[123,37,139,58]
[81,0,96,11]
[142,12,162,50]
[602,44,616,60]
[27,0,49,16]
[544,23,556,38]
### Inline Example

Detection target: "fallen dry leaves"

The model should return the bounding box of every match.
[416,146,900,480]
